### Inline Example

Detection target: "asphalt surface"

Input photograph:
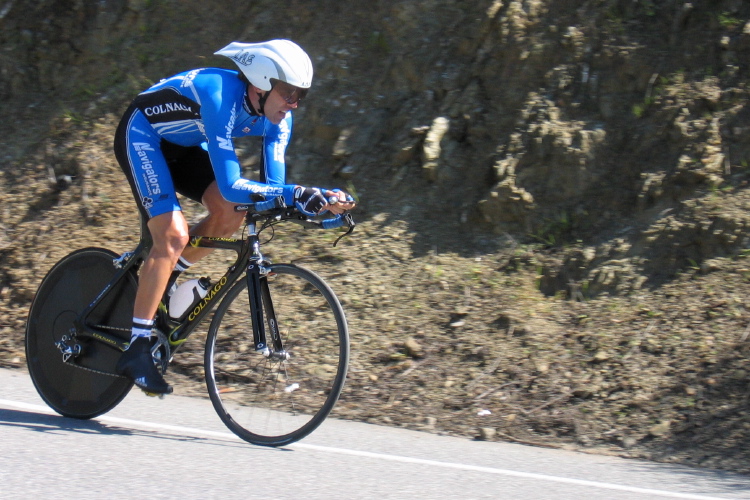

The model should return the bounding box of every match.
[2,367,749,500]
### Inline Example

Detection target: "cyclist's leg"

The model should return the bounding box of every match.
[136,211,190,321]
[163,144,245,264]
[113,106,186,394]
[115,211,187,394]
[182,181,246,263]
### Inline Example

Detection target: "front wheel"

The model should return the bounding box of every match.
[25,248,137,419]
[205,264,349,447]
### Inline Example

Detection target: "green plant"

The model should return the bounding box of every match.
[466,266,483,282]
[672,69,686,85]
[61,110,84,124]
[368,31,390,54]
[535,265,544,290]
[344,181,360,202]
[432,265,444,279]
[528,212,573,248]
[718,12,741,29]
[632,96,654,118]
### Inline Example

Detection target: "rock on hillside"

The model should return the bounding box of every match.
[3,0,750,473]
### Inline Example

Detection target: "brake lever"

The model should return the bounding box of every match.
[333,213,356,247]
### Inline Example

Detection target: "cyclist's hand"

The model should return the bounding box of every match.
[294,186,328,216]
[324,189,356,215]
[294,186,356,216]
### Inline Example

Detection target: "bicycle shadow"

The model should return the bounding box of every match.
[0,407,285,451]
[0,407,134,437]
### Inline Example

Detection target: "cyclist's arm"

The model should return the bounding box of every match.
[260,114,354,215]
[200,80,296,204]
[261,113,292,186]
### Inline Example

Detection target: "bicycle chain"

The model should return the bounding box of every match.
[93,324,131,333]
[63,325,171,380]
[65,359,126,379]
[61,325,130,379]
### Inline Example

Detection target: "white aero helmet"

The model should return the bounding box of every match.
[214,39,313,91]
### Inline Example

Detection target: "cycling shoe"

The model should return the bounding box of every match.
[116,336,173,395]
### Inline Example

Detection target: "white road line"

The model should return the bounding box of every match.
[0,398,730,500]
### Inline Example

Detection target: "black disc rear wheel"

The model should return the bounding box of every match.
[26,248,137,419]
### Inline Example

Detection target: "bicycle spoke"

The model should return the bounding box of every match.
[205,264,349,447]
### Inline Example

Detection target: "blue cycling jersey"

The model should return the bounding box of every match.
[119,67,297,217]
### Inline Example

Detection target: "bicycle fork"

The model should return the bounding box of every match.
[246,223,289,361]
[247,263,288,360]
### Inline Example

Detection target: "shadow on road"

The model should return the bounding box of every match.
[0,408,134,437]
[0,407,286,451]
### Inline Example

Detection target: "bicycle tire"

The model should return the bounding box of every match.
[205,263,349,447]
[26,247,137,419]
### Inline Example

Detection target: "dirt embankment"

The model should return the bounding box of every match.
[3,0,750,473]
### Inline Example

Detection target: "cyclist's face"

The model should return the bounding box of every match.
[263,83,305,124]
[263,92,292,124]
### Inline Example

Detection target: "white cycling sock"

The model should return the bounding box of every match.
[167,257,194,296]
[175,256,193,273]
[131,317,154,343]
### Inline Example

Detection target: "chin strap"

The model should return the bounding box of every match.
[256,90,270,116]
[245,84,269,116]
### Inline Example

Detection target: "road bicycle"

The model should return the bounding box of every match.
[25,197,355,447]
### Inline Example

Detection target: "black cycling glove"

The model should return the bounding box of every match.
[294,186,328,216]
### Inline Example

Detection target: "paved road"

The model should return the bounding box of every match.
[1,367,749,499]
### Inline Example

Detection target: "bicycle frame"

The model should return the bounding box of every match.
[70,211,278,361]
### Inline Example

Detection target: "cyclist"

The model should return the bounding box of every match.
[113,39,355,394]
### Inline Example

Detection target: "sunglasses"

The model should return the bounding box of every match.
[272,81,308,105]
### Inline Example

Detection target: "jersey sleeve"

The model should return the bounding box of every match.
[262,113,293,186]
[199,75,296,204]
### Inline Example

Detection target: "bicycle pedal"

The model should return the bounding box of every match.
[141,390,166,399]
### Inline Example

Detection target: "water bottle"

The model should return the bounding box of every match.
[169,277,211,319]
